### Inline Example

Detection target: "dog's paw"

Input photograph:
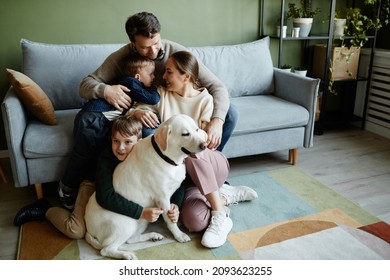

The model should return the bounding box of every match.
[150,232,165,241]
[175,232,191,243]
[123,253,138,260]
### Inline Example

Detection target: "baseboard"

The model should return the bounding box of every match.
[0,150,9,158]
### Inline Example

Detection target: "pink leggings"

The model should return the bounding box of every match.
[180,149,229,233]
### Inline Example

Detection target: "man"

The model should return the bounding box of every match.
[60,12,238,209]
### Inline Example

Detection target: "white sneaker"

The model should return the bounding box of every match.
[201,211,233,248]
[220,184,258,205]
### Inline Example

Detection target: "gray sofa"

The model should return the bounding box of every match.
[1,37,319,198]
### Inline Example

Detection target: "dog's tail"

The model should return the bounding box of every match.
[85,232,103,250]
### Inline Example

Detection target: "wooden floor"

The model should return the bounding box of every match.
[0,126,389,259]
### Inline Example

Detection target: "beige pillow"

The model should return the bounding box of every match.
[6,68,57,125]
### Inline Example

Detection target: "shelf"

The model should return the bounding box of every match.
[270,35,330,40]
[261,0,379,133]
[270,35,376,42]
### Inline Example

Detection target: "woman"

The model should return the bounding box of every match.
[132,51,257,248]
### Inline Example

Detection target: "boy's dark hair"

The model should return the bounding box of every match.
[111,115,142,139]
[125,12,161,42]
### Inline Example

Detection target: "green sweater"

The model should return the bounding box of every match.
[94,147,184,219]
[79,39,229,122]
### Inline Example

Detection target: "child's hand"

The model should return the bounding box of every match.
[141,207,163,223]
[167,204,179,223]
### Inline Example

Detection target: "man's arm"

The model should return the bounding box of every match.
[79,44,132,110]
[197,61,230,122]
[197,63,229,149]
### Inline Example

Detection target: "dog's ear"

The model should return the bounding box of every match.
[155,123,171,151]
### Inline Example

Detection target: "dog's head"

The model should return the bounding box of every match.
[154,114,207,163]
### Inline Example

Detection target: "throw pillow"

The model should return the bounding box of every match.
[6,68,57,125]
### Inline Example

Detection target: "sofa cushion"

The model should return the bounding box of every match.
[21,39,125,110]
[230,95,309,135]
[23,109,78,158]
[6,68,57,125]
[189,37,274,98]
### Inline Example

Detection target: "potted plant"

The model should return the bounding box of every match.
[287,0,321,37]
[293,66,308,76]
[280,64,292,72]
[333,9,347,37]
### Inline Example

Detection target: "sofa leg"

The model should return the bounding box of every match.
[0,163,8,183]
[34,183,43,199]
[289,148,298,165]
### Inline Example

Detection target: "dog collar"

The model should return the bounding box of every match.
[151,135,178,166]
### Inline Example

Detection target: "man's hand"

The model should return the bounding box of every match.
[140,207,164,223]
[167,204,180,223]
[104,85,132,111]
[204,117,224,150]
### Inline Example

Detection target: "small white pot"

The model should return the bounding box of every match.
[334,18,346,37]
[294,69,307,76]
[293,18,313,37]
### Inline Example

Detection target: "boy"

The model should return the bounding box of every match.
[14,115,181,239]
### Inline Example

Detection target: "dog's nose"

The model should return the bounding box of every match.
[199,142,207,150]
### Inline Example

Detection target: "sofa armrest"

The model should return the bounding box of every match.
[273,68,320,148]
[1,88,29,187]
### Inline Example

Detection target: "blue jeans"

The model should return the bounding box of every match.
[61,111,112,190]
[219,104,238,151]
[143,104,238,152]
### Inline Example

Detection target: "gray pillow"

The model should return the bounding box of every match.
[190,37,274,98]
[21,39,125,110]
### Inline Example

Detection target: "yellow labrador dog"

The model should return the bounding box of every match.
[85,114,207,260]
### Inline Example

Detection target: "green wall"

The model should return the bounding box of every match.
[1,0,389,151]
[0,0,261,150]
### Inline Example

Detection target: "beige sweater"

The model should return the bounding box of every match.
[136,87,213,130]
[79,39,229,121]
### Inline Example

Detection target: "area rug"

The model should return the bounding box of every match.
[17,166,390,260]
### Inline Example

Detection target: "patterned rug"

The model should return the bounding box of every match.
[17,166,390,260]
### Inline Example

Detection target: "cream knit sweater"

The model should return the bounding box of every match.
[136,87,213,130]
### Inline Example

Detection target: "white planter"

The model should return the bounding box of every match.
[293,18,313,37]
[334,18,346,37]
[294,69,307,76]
[276,25,287,38]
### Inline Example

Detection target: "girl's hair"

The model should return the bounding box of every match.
[125,12,161,42]
[125,53,154,77]
[170,51,201,88]
[111,115,142,139]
